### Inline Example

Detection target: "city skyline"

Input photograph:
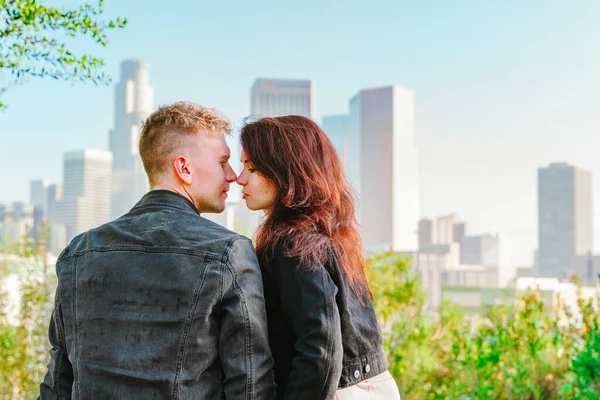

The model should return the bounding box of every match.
[4,65,600,266]
[14,136,595,281]
[2,0,600,265]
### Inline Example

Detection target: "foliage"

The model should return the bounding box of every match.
[367,251,600,399]
[0,0,127,109]
[0,230,55,399]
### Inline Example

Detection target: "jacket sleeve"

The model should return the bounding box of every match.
[220,237,276,399]
[39,289,74,399]
[273,250,343,400]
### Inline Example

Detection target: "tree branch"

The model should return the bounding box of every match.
[0,0,126,110]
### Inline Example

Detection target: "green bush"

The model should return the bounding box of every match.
[0,255,55,399]
[367,251,600,399]
[1,249,599,399]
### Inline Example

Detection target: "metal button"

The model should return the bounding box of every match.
[353,369,360,379]
[365,364,371,373]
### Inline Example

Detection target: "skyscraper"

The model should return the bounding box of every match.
[30,178,49,215]
[322,114,356,189]
[460,233,500,267]
[250,78,314,118]
[418,218,433,250]
[57,149,112,242]
[432,214,463,246]
[46,183,63,227]
[349,85,420,252]
[46,183,65,253]
[418,215,465,251]
[538,162,593,278]
[109,59,154,218]
[348,95,363,195]
[29,178,49,241]
[322,115,348,158]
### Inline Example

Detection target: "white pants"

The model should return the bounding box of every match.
[335,370,400,400]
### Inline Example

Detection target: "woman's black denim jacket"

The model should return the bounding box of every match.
[261,245,388,400]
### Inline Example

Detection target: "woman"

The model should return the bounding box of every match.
[236,115,400,400]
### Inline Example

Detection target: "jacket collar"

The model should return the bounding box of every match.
[135,190,199,215]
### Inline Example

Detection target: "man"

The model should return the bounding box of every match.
[39,102,276,399]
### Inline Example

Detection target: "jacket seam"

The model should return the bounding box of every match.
[53,348,64,396]
[315,271,337,399]
[218,257,225,304]
[71,258,80,400]
[230,274,254,400]
[53,293,65,394]
[222,236,247,265]
[171,260,211,400]
[224,237,254,399]
[330,250,369,357]
[60,246,224,261]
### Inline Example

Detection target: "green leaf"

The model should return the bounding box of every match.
[0,0,128,109]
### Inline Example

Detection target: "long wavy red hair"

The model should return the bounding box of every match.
[240,115,370,297]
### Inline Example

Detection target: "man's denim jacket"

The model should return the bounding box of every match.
[39,190,276,399]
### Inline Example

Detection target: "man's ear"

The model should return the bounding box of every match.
[173,155,192,185]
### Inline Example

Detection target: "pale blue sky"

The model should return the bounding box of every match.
[1,0,600,264]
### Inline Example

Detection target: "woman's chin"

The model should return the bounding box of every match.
[243,200,258,211]
[245,203,266,212]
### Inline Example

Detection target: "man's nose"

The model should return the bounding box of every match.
[225,164,237,182]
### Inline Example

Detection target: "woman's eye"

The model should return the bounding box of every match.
[248,168,255,173]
